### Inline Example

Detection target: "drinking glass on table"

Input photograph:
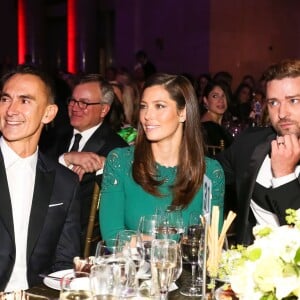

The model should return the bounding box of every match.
[116,229,144,276]
[180,212,204,297]
[156,205,185,242]
[94,239,126,264]
[90,255,138,298]
[137,214,159,265]
[151,239,178,300]
[60,271,91,300]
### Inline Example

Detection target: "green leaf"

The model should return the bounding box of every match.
[294,248,300,265]
[247,247,262,261]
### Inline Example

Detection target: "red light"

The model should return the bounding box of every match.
[18,0,26,64]
[67,0,76,73]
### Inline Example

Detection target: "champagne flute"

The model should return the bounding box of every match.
[180,212,203,297]
[151,239,177,300]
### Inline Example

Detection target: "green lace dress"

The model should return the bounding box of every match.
[99,146,225,241]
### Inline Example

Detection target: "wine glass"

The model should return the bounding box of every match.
[180,212,203,297]
[94,239,126,264]
[151,239,178,300]
[90,255,138,298]
[60,271,91,300]
[137,214,159,264]
[116,229,144,276]
[172,243,183,283]
[156,205,185,242]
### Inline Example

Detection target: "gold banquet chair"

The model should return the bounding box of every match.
[206,139,225,157]
[83,182,101,258]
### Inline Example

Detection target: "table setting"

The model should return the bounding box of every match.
[12,204,300,300]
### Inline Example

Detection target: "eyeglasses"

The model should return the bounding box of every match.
[67,97,105,110]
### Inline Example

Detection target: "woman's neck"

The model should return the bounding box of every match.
[151,141,180,167]
[201,111,223,125]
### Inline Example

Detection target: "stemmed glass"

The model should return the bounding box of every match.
[151,239,178,300]
[60,271,91,300]
[180,212,203,297]
[116,229,145,277]
[137,214,159,265]
[156,205,185,242]
[94,238,126,264]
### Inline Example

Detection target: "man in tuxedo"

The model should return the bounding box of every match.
[0,65,81,291]
[47,74,127,252]
[217,59,300,245]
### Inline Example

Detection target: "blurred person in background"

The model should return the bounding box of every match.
[201,80,234,155]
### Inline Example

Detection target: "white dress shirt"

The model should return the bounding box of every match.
[59,123,104,175]
[250,155,300,227]
[0,137,38,292]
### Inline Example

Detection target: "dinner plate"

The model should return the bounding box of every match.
[43,269,73,290]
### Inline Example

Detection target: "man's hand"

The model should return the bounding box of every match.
[271,134,300,177]
[64,151,106,174]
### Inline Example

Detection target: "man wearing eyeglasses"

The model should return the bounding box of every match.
[48,74,127,253]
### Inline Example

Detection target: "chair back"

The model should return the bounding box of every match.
[206,139,225,157]
[83,182,101,258]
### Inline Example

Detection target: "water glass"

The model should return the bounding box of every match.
[60,271,91,300]
[90,255,138,298]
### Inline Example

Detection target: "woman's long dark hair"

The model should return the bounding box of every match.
[132,73,206,208]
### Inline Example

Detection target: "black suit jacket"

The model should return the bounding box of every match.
[0,150,81,291]
[217,126,300,244]
[45,121,128,250]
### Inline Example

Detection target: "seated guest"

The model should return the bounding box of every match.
[201,80,234,155]
[45,74,127,253]
[217,59,300,245]
[100,73,225,241]
[0,65,81,291]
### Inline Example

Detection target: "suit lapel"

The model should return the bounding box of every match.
[82,123,106,153]
[0,151,14,241]
[240,133,276,212]
[27,154,55,259]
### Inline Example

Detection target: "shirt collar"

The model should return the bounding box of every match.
[0,137,38,172]
[73,122,102,145]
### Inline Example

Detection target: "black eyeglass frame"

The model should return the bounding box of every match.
[67,97,105,110]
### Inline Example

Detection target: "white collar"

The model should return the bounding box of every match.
[0,137,38,172]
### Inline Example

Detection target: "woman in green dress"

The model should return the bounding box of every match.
[99,73,225,241]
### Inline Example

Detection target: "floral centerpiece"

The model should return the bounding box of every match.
[224,209,300,300]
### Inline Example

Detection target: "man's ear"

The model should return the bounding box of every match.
[42,104,58,124]
[100,104,111,117]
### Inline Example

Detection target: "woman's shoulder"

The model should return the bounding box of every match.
[205,156,224,178]
[107,146,134,164]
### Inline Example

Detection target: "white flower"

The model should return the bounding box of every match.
[225,209,300,300]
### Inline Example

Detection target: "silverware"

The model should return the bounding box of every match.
[38,274,61,281]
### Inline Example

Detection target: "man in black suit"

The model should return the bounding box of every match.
[0,65,81,291]
[48,74,127,252]
[218,59,300,245]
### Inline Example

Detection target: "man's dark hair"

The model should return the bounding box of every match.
[1,64,56,104]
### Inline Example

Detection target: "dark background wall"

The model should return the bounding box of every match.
[0,0,299,87]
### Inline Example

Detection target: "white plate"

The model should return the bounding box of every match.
[43,269,73,290]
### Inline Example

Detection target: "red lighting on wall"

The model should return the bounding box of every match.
[67,0,77,73]
[17,0,26,64]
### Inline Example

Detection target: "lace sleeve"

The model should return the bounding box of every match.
[99,147,132,241]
